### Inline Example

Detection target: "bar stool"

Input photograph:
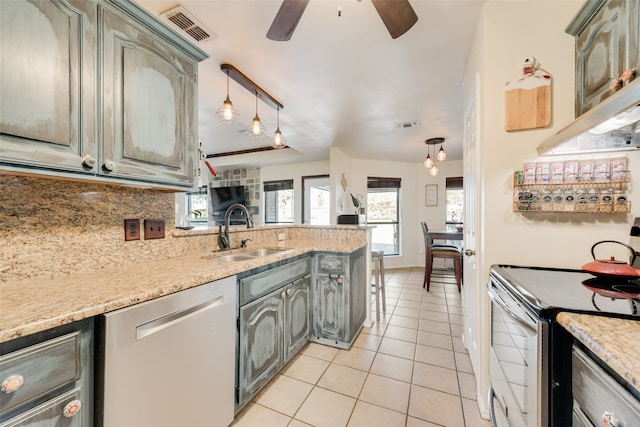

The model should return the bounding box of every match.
[371,250,386,321]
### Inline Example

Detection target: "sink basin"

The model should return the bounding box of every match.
[242,248,290,257]
[207,254,257,262]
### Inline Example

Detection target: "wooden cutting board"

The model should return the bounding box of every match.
[505,74,551,131]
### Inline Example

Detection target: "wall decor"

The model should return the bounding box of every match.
[426,184,438,207]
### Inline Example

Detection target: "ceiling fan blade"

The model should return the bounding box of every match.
[371,0,418,39]
[266,0,310,41]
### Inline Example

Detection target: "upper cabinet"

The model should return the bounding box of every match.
[568,0,640,116]
[0,0,208,190]
[0,0,98,173]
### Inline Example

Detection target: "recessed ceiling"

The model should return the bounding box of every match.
[136,0,485,167]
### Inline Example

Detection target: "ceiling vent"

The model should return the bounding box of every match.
[395,120,420,129]
[160,6,215,43]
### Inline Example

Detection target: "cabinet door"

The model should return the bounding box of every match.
[312,273,347,341]
[0,388,83,427]
[284,276,311,361]
[574,0,629,115]
[238,290,284,406]
[100,4,198,188]
[0,0,98,173]
[348,247,367,340]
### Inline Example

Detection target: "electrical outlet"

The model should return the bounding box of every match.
[124,219,141,241]
[144,219,165,239]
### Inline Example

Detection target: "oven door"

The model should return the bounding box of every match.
[488,277,548,427]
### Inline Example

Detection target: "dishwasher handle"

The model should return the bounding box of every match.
[136,296,225,340]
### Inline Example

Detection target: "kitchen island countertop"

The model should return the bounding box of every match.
[0,239,365,343]
[557,312,640,395]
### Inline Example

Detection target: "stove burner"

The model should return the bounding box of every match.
[582,278,640,315]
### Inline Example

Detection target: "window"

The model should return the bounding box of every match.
[264,180,294,223]
[367,177,400,255]
[186,186,208,224]
[445,177,464,230]
[302,175,330,225]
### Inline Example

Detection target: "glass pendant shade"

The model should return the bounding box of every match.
[247,92,265,138]
[271,107,286,149]
[216,72,239,124]
[423,154,434,169]
[436,146,447,161]
[429,164,440,176]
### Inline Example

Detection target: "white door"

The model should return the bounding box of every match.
[303,175,330,225]
[463,74,482,384]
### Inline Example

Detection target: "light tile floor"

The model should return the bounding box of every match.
[231,267,490,427]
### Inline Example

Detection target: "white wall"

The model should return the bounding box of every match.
[261,160,330,224]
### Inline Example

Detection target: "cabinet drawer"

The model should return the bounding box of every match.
[315,253,346,275]
[239,257,311,305]
[572,346,640,426]
[0,332,81,414]
[0,388,82,427]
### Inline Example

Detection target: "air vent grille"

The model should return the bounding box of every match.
[395,120,420,129]
[160,6,215,43]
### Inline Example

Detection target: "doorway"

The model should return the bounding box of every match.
[302,175,330,225]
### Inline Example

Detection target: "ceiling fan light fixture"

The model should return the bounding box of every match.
[216,71,239,124]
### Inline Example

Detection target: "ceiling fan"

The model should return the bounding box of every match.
[266,0,418,41]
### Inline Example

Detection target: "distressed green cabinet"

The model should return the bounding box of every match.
[567,0,640,116]
[311,246,367,349]
[0,0,207,190]
[0,319,93,426]
[236,257,311,409]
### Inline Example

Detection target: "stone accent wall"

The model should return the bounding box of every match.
[209,167,261,217]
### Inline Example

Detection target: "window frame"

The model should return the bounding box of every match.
[263,179,295,224]
[366,177,401,256]
[445,176,464,230]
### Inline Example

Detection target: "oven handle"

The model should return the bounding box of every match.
[488,386,497,427]
[488,288,536,334]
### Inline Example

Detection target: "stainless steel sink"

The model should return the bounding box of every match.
[242,248,290,257]
[205,248,291,262]
[206,254,257,262]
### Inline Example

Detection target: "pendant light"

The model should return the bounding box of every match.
[436,143,447,162]
[423,144,434,169]
[216,70,239,124]
[272,107,286,149]
[425,137,446,175]
[429,163,440,176]
[247,90,265,138]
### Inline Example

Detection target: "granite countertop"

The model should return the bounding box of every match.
[0,239,365,343]
[557,312,640,394]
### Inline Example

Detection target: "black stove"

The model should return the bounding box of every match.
[490,265,640,320]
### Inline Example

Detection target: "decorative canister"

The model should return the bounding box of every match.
[563,160,579,182]
[578,159,594,181]
[575,190,588,212]
[587,189,599,211]
[599,189,613,212]
[614,190,628,213]
[611,157,628,181]
[563,189,575,211]
[593,159,611,181]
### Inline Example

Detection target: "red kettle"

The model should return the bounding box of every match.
[582,240,640,279]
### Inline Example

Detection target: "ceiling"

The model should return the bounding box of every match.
[135,0,484,168]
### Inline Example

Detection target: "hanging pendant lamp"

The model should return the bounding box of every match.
[216,70,240,124]
[247,91,265,138]
[272,107,286,149]
[436,143,447,161]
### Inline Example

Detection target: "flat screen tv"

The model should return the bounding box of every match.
[209,185,246,214]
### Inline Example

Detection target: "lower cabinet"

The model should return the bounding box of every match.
[236,257,311,409]
[311,246,367,349]
[0,319,93,426]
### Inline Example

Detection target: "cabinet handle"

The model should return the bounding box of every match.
[103,159,116,171]
[337,276,343,285]
[1,375,24,394]
[281,291,286,298]
[62,399,82,417]
[81,154,96,169]
[286,288,292,296]
[602,411,623,427]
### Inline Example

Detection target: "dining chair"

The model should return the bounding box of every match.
[421,222,462,292]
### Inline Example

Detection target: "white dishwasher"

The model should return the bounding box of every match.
[96,276,236,427]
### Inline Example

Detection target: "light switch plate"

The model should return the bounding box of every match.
[144,219,165,239]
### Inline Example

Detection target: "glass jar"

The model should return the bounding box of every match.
[599,189,613,212]
[552,189,564,211]
[587,189,599,211]
[563,189,575,211]
[579,159,594,182]
[614,190,628,212]
[575,189,588,212]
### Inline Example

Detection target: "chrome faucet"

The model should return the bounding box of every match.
[219,203,254,250]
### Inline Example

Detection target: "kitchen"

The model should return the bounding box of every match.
[2,0,640,427]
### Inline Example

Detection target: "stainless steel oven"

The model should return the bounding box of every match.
[488,274,548,427]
